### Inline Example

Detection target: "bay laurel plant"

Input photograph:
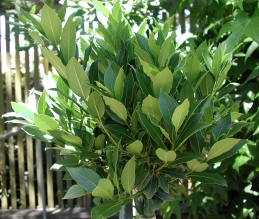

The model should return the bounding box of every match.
[5,1,247,218]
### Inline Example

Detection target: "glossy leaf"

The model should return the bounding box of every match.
[66,57,90,101]
[103,96,127,121]
[184,55,201,82]
[187,159,208,172]
[158,174,169,193]
[155,188,174,201]
[148,32,160,59]
[172,98,190,133]
[126,140,143,155]
[121,156,136,194]
[211,114,231,139]
[122,72,135,108]
[142,95,162,122]
[11,102,34,121]
[94,134,105,149]
[136,72,153,96]
[169,153,205,166]
[158,34,175,66]
[200,73,214,96]
[161,168,186,179]
[34,114,59,133]
[114,67,125,101]
[188,172,227,186]
[88,91,105,120]
[104,66,116,93]
[143,198,155,217]
[41,47,66,79]
[207,138,240,161]
[63,185,87,199]
[60,16,76,63]
[135,162,150,187]
[156,148,176,163]
[91,200,122,219]
[62,135,82,148]
[67,168,101,192]
[41,4,61,45]
[138,111,166,150]
[92,179,114,199]
[212,45,222,79]
[144,176,158,199]
[153,67,173,98]
[104,124,133,142]
[29,30,44,45]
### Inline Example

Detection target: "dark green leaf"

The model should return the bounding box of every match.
[161,168,186,179]
[143,198,155,217]
[188,172,227,186]
[122,73,135,108]
[91,200,121,219]
[67,167,101,192]
[104,66,116,92]
[212,114,232,139]
[137,112,166,150]
[158,174,169,193]
[144,176,158,199]
[138,173,152,191]
[136,72,153,97]
[168,52,180,72]
[155,188,174,201]
[135,162,150,186]
[104,124,133,142]
[169,153,205,166]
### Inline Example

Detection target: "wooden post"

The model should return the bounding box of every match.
[0,14,8,209]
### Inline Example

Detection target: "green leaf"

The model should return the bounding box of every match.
[34,114,59,133]
[37,91,47,114]
[143,198,155,217]
[172,99,190,133]
[60,16,76,64]
[112,0,123,22]
[57,0,67,21]
[121,156,136,194]
[155,188,174,201]
[138,112,166,150]
[158,34,175,67]
[41,4,61,45]
[23,126,55,142]
[114,67,125,101]
[93,0,110,17]
[142,95,162,122]
[135,162,150,187]
[67,168,101,192]
[207,138,240,161]
[144,176,158,199]
[184,55,201,82]
[41,47,66,79]
[137,18,148,35]
[122,73,135,108]
[91,200,121,219]
[104,124,133,142]
[158,174,169,193]
[136,72,153,97]
[29,30,44,45]
[66,57,90,101]
[11,102,34,121]
[94,134,105,149]
[62,135,82,148]
[156,148,176,163]
[200,73,214,96]
[63,185,87,199]
[20,8,44,33]
[169,153,204,166]
[88,91,105,120]
[187,159,208,172]
[137,56,155,80]
[212,45,222,79]
[135,44,154,64]
[212,114,231,139]
[126,140,143,155]
[95,81,114,96]
[148,32,160,60]
[103,96,127,121]
[188,172,227,186]
[161,168,186,179]
[153,67,173,98]
[104,66,116,93]
[159,91,178,124]
[92,179,114,199]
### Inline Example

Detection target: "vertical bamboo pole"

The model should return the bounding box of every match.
[56,151,64,208]
[15,32,27,209]
[0,14,8,209]
[5,14,17,209]
[180,7,186,34]
[25,48,36,209]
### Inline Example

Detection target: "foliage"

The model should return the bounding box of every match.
[4,0,259,218]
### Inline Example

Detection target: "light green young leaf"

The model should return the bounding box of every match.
[41,47,66,79]
[62,135,82,148]
[34,114,59,133]
[66,57,90,101]
[207,138,240,161]
[184,55,201,82]
[159,126,172,143]
[88,91,105,120]
[103,96,127,121]
[114,67,125,101]
[63,185,87,199]
[135,44,154,64]
[60,16,76,63]
[153,67,173,98]
[172,99,190,133]
[11,102,34,121]
[67,168,101,192]
[187,159,208,172]
[126,140,143,155]
[93,0,110,17]
[92,179,114,199]
[95,81,114,97]
[155,148,176,163]
[142,95,162,122]
[29,30,44,45]
[137,18,148,36]
[121,156,136,193]
[137,56,155,80]
[41,4,61,45]
[112,0,122,22]
[37,91,47,114]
